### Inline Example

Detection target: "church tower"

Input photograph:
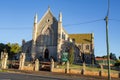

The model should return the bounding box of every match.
[31,13,38,60]
[91,33,94,54]
[57,12,63,61]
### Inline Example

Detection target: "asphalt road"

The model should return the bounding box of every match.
[0,72,86,80]
[0,71,119,80]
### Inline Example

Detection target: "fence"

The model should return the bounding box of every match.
[51,60,120,78]
[7,60,19,69]
[0,52,40,71]
[0,52,120,78]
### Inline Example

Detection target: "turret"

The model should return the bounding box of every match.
[33,13,38,43]
[91,33,95,64]
[22,39,25,45]
[31,13,38,61]
[57,12,63,61]
[58,12,62,39]
[59,12,62,22]
[91,33,94,53]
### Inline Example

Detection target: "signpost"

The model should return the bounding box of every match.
[61,52,68,62]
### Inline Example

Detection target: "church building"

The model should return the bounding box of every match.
[22,8,95,64]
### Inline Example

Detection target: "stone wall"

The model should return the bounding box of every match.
[19,53,39,71]
[52,68,119,78]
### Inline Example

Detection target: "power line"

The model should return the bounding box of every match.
[0,18,120,30]
[109,19,120,22]
[0,27,32,30]
[63,19,104,27]
[0,19,104,30]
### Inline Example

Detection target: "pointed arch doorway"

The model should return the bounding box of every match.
[44,48,49,60]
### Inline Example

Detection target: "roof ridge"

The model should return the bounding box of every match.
[69,33,92,35]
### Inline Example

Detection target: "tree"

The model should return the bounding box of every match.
[0,43,5,58]
[0,43,21,59]
[114,60,120,66]
[8,43,21,59]
[102,55,107,58]
[10,43,21,54]
[102,53,117,61]
[110,53,117,60]
[68,46,74,64]
[0,43,5,53]
[5,43,11,53]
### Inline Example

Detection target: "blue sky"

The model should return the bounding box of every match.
[0,0,120,57]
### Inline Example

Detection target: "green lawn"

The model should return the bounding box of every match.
[0,69,7,72]
[58,64,119,73]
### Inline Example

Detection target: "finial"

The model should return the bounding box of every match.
[92,33,94,39]
[48,5,50,10]
[59,12,62,22]
[34,13,38,23]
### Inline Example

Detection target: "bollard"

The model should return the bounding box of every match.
[81,62,85,75]
[99,70,102,76]
[50,58,54,72]
[66,61,69,74]
[119,71,120,78]
[35,59,39,71]
[19,53,25,70]
[1,52,8,69]
[99,65,103,77]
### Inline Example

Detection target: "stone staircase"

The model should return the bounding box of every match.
[40,62,51,71]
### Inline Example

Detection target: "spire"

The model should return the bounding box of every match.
[34,13,38,23]
[59,12,62,22]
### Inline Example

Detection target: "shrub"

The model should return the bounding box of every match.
[114,60,120,66]
[68,47,74,64]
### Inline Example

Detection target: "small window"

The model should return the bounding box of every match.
[62,32,65,40]
[58,34,60,38]
[62,32,64,39]
[86,45,89,50]
[64,35,66,40]
[72,38,75,43]
[47,19,50,22]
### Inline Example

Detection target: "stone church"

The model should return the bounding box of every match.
[22,8,95,64]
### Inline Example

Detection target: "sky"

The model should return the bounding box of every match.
[0,0,120,58]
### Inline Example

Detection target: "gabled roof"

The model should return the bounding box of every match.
[69,34,92,44]
[38,7,57,24]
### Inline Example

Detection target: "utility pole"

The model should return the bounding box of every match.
[105,16,111,80]
[104,0,111,80]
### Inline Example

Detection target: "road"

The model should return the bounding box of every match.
[0,70,119,80]
[0,72,80,80]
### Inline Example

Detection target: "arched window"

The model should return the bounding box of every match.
[44,28,53,45]
[36,26,54,46]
